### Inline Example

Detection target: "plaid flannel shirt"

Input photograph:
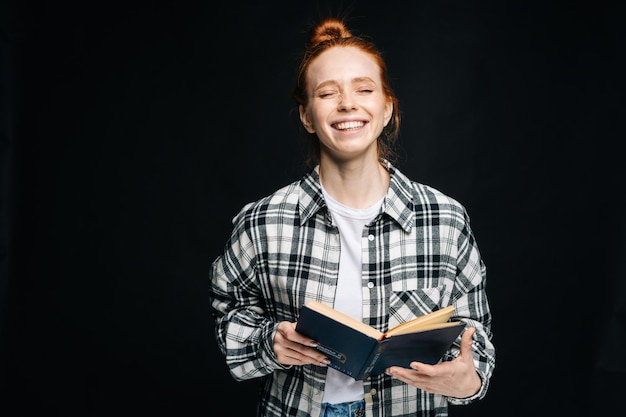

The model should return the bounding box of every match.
[209,163,495,417]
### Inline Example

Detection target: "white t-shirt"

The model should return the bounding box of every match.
[321,187,384,404]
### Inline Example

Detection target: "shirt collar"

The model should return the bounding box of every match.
[297,162,415,233]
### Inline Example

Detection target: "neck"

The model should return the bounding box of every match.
[318,159,389,209]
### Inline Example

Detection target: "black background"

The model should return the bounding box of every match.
[1,1,624,416]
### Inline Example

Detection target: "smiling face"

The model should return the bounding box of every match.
[299,46,393,163]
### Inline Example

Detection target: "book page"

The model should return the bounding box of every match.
[386,320,462,337]
[385,305,455,337]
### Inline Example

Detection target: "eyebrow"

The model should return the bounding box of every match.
[314,77,377,90]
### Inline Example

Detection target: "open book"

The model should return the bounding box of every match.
[295,301,465,380]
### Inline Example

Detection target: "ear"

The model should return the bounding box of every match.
[383,100,393,127]
[299,105,315,133]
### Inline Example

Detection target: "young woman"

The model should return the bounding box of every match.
[209,16,495,417]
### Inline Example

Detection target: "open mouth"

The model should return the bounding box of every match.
[333,121,366,131]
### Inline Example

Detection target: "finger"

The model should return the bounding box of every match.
[276,343,321,365]
[279,322,319,347]
[280,331,318,348]
[275,336,329,365]
[408,361,435,375]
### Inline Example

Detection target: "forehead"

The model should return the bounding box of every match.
[307,46,381,87]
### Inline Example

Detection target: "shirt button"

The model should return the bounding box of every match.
[368,234,374,241]
[367,282,374,289]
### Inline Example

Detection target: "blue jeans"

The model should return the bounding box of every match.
[321,400,365,417]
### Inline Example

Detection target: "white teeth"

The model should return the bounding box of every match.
[335,121,364,130]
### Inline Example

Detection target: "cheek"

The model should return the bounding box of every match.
[309,108,327,129]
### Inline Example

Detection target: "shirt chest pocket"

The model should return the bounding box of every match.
[387,286,444,329]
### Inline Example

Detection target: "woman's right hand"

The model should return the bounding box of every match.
[273,321,331,367]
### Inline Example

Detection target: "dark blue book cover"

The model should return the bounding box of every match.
[296,305,379,379]
[368,322,466,376]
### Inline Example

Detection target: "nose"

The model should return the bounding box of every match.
[337,92,357,111]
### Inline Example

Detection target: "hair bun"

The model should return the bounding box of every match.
[308,17,352,48]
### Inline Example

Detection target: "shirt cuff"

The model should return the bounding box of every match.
[447,368,488,405]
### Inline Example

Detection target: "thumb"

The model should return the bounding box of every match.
[460,326,476,358]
